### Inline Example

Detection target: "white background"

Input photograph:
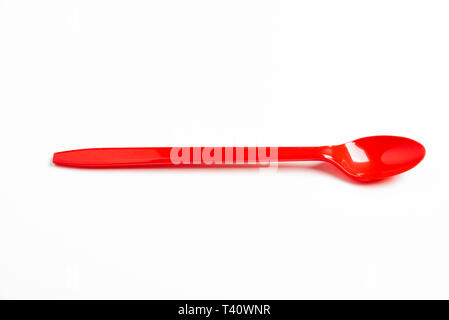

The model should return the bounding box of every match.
[1,0,448,299]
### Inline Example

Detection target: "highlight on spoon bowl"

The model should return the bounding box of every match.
[53,135,425,182]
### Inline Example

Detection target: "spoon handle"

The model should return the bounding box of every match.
[278,147,329,161]
[53,146,329,168]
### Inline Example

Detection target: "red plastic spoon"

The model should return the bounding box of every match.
[53,135,425,181]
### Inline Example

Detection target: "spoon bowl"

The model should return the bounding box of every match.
[327,136,426,181]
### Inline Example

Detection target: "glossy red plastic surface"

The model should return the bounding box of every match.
[53,136,425,181]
